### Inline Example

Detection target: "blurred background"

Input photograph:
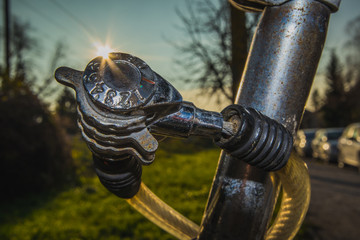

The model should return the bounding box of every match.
[0,0,360,239]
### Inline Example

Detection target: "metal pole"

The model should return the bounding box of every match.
[198,0,332,239]
[4,0,10,79]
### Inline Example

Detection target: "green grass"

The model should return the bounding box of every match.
[0,138,220,240]
[0,137,309,239]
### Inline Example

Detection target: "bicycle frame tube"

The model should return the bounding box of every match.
[198,0,333,239]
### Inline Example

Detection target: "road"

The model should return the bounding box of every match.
[300,160,360,240]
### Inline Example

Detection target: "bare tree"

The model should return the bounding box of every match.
[0,17,37,92]
[173,0,258,102]
[1,17,66,99]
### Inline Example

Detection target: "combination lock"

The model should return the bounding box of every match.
[55,52,293,198]
[55,52,183,165]
[83,53,157,112]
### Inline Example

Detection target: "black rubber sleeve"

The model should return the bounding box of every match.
[215,105,293,171]
[93,155,142,198]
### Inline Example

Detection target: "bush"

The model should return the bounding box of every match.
[0,89,75,200]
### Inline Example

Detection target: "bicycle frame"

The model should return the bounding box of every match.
[198,0,339,239]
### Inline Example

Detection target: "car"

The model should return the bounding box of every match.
[338,123,360,171]
[311,128,343,163]
[294,129,317,158]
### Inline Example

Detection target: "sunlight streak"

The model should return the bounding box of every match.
[95,44,113,59]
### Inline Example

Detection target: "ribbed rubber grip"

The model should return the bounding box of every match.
[93,156,142,198]
[215,105,293,171]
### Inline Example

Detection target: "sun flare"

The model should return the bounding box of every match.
[95,44,113,59]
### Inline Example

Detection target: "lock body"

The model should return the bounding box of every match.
[55,52,293,199]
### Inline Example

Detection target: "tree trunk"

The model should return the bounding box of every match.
[230,5,248,102]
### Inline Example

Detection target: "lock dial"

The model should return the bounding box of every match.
[83,53,156,112]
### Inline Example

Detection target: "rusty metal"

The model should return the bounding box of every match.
[197,0,335,239]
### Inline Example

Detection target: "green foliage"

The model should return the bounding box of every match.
[0,17,76,200]
[309,47,360,128]
[319,50,360,127]
[0,86,75,199]
[0,139,220,239]
[321,50,350,127]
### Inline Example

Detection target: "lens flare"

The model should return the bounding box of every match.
[95,44,113,59]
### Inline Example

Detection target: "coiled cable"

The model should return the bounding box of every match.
[127,182,200,240]
[125,152,310,240]
[266,152,311,240]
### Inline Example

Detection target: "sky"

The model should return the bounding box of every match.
[316,0,360,73]
[4,0,190,89]
[2,0,360,109]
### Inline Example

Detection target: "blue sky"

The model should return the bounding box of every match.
[2,0,360,102]
[5,0,190,89]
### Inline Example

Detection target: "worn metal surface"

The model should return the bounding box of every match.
[55,53,185,165]
[55,48,298,201]
[55,53,237,198]
[150,102,224,138]
[229,0,340,12]
[55,53,188,198]
[55,52,293,169]
[152,102,294,171]
[83,57,156,112]
[198,0,331,239]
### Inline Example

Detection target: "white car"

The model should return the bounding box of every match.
[338,123,360,171]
